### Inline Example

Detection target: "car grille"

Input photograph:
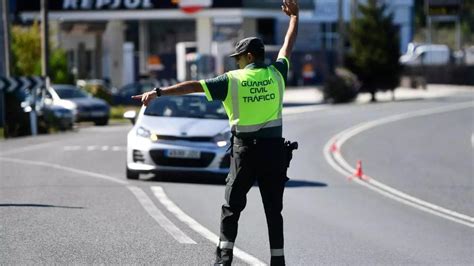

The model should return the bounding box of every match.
[149,150,215,168]
[156,135,213,142]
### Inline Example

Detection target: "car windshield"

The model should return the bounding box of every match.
[54,86,89,99]
[144,95,227,120]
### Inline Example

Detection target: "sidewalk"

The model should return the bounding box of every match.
[283,84,474,105]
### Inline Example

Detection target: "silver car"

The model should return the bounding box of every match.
[124,94,231,180]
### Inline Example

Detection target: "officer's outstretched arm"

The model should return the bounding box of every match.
[278,0,299,60]
[131,81,204,106]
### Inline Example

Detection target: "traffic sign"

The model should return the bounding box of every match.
[0,76,45,93]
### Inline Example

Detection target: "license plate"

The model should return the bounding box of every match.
[166,150,201,159]
[91,111,105,117]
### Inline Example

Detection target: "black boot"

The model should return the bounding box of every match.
[214,247,233,266]
[270,256,285,266]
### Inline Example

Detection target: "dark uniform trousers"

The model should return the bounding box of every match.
[219,137,288,264]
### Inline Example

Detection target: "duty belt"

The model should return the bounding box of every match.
[232,137,284,146]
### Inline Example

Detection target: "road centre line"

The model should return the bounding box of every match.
[0,157,128,185]
[0,140,64,156]
[128,186,196,244]
[282,105,328,116]
[151,186,266,266]
[324,101,474,228]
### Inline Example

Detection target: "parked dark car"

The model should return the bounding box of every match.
[112,81,156,106]
[46,84,110,126]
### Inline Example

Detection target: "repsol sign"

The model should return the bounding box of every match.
[15,0,179,11]
[15,0,242,12]
[63,0,154,10]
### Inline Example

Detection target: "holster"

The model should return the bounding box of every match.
[284,140,298,168]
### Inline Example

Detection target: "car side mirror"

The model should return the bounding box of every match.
[123,110,137,125]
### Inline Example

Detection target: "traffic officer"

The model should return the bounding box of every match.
[132,1,299,265]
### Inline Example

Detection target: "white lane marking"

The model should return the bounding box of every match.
[0,140,63,156]
[64,146,81,151]
[87,145,98,151]
[127,186,196,244]
[112,146,124,151]
[0,157,128,185]
[283,105,328,116]
[62,145,126,151]
[151,186,266,265]
[324,101,474,228]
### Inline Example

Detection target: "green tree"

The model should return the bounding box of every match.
[11,22,41,76]
[347,0,401,102]
[11,22,72,83]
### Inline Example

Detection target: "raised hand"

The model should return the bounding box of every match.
[281,0,299,17]
[131,91,157,107]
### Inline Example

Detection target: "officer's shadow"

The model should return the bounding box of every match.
[145,173,327,188]
[284,179,327,188]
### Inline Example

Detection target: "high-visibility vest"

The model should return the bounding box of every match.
[223,65,285,134]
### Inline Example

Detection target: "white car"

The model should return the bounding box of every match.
[45,84,110,125]
[124,94,231,180]
[400,43,451,66]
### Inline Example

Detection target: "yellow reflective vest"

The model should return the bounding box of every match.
[222,64,285,134]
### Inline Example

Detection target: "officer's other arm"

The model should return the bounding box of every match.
[278,0,299,60]
[131,81,204,106]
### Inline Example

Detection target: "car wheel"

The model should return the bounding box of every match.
[126,166,139,180]
[94,118,109,126]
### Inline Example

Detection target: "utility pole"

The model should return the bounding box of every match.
[2,0,11,77]
[41,0,50,78]
[337,0,345,67]
[0,0,11,135]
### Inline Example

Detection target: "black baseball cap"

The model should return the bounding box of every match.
[229,37,265,57]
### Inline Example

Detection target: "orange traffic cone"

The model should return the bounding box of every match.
[330,142,338,153]
[354,160,363,178]
[354,160,369,180]
[348,160,367,180]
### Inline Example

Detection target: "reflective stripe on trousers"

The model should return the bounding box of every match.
[218,241,234,250]
[271,248,284,257]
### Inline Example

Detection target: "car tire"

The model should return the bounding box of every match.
[126,167,139,180]
[94,118,109,126]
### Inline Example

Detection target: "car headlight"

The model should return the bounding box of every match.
[59,101,78,116]
[213,131,232,147]
[136,126,151,139]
